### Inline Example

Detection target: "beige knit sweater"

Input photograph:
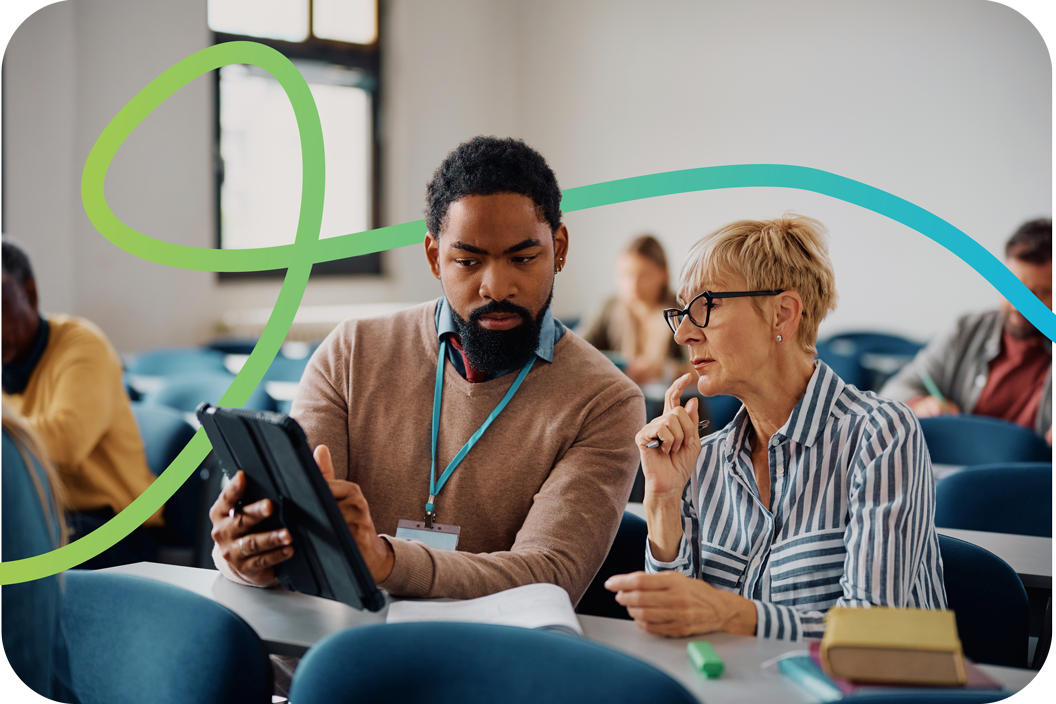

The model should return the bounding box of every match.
[215,300,644,603]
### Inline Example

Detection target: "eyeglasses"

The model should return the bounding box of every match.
[663,289,783,333]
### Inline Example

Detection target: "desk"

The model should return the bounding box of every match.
[101,563,1037,701]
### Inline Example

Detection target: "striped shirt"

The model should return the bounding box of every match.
[646,361,948,641]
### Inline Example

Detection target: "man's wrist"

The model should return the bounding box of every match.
[375,535,395,582]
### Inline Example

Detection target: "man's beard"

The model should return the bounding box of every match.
[1005,311,1044,341]
[451,290,553,375]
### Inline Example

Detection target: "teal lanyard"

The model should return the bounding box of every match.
[427,339,535,520]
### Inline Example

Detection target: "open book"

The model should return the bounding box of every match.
[385,583,583,637]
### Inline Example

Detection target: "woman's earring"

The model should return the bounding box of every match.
[776,335,783,342]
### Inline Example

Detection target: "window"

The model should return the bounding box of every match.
[209,0,381,279]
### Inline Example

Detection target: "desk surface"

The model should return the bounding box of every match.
[102,563,1038,702]
[624,503,1052,590]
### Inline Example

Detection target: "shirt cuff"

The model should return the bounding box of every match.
[644,534,691,573]
[753,601,827,642]
[378,535,435,597]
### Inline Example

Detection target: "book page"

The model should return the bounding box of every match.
[386,583,584,636]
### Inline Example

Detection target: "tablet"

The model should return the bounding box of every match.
[196,403,385,612]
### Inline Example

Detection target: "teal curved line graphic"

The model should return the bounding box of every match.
[1,42,1051,585]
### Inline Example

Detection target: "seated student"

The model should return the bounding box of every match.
[606,215,946,641]
[881,219,1052,441]
[210,137,645,602]
[2,401,77,702]
[1,237,162,568]
[579,235,689,385]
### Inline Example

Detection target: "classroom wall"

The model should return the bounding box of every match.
[2,0,1050,352]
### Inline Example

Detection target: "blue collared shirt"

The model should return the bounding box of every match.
[435,297,564,381]
[646,360,948,641]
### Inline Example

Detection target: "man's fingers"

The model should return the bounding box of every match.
[243,545,294,573]
[315,444,336,481]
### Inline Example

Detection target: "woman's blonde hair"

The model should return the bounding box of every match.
[2,400,67,547]
[678,214,838,354]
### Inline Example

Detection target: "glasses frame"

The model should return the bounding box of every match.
[664,289,784,333]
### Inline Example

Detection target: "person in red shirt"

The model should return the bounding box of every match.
[881,219,1052,441]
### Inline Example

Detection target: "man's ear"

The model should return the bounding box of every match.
[424,232,442,280]
[24,277,39,311]
[553,224,569,270]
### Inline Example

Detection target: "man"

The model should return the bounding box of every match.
[881,219,1052,441]
[1,236,163,567]
[210,137,646,602]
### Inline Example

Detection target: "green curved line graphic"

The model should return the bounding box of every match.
[1,41,1052,585]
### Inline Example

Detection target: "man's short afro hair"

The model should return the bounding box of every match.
[425,136,563,236]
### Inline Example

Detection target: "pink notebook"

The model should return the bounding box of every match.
[808,642,1003,694]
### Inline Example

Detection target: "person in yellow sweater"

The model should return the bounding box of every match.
[2,236,162,568]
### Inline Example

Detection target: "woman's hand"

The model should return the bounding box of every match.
[605,571,757,638]
[209,470,294,586]
[636,373,701,500]
[314,445,395,583]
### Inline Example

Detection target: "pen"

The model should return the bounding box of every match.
[917,370,948,407]
[645,420,710,449]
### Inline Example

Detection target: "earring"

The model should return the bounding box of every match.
[776,335,783,342]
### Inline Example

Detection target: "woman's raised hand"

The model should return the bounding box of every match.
[636,372,701,501]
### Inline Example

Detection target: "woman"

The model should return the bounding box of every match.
[2,400,77,700]
[606,215,946,641]
[580,235,688,385]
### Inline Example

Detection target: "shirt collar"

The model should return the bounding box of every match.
[722,359,844,458]
[435,296,559,364]
[1,315,50,395]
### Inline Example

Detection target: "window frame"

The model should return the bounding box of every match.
[211,0,383,281]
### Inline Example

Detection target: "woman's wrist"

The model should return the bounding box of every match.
[643,491,685,562]
[718,592,758,636]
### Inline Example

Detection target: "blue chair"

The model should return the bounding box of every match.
[289,622,697,704]
[577,512,648,620]
[262,353,311,383]
[207,338,259,355]
[815,340,868,389]
[143,371,277,414]
[939,535,1029,668]
[703,394,742,431]
[820,332,924,391]
[124,347,229,377]
[61,571,271,704]
[130,403,203,549]
[936,463,1052,538]
[919,416,1052,466]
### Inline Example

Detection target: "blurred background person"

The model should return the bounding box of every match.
[880,219,1052,441]
[2,236,163,568]
[580,235,689,385]
[2,401,78,702]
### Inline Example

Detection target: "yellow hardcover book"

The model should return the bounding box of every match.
[820,607,967,686]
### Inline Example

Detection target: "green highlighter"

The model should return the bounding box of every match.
[687,641,725,678]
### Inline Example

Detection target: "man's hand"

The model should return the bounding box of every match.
[314,445,395,583]
[209,470,293,586]
[909,395,960,418]
[605,571,757,638]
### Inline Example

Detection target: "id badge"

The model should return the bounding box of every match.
[395,519,461,551]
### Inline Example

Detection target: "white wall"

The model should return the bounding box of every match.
[2,0,1050,351]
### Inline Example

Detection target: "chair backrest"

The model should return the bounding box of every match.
[919,415,1051,466]
[144,371,277,414]
[289,622,697,704]
[262,353,311,383]
[577,512,648,619]
[130,402,202,547]
[935,463,1052,538]
[61,571,271,704]
[815,340,868,389]
[821,332,924,358]
[124,347,229,376]
[938,535,1029,668]
[703,394,742,431]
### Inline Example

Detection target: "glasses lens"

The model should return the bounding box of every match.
[688,296,711,327]
[665,310,684,333]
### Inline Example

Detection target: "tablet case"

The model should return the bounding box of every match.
[197,403,386,612]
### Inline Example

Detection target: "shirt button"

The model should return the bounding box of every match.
[777,465,785,475]
[975,374,987,387]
